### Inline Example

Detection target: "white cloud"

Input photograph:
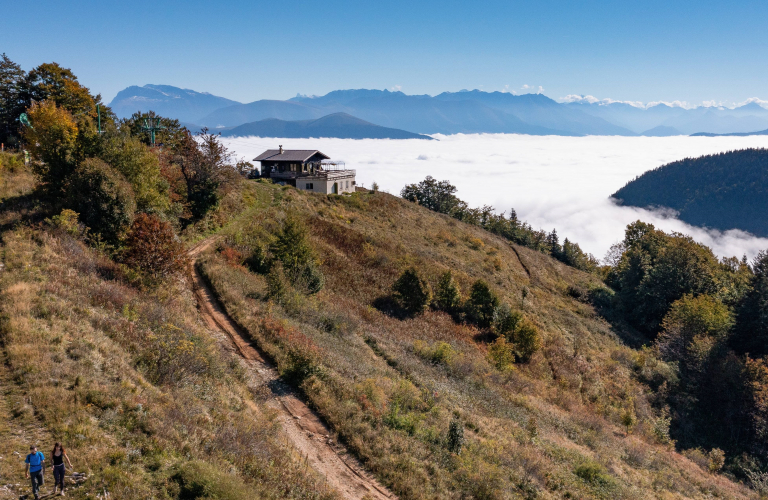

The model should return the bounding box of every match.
[390,85,402,92]
[520,84,544,94]
[737,97,768,109]
[221,134,768,260]
[560,94,645,107]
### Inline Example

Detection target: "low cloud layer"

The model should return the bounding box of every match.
[222,134,768,261]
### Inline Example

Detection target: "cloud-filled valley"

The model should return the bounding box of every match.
[222,134,768,261]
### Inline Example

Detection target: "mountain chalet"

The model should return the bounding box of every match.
[254,146,356,194]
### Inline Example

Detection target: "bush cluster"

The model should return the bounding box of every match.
[392,268,541,363]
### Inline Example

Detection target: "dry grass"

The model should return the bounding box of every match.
[199,183,758,499]
[0,170,338,499]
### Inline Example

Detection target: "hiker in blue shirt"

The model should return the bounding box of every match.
[24,445,45,500]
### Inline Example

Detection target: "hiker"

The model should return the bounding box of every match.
[51,442,73,496]
[24,445,45,500]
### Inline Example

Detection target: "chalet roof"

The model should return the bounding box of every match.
[253,149,330,162]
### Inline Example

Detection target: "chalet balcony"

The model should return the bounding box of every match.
[269,160,355,180]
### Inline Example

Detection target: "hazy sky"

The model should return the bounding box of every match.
[4,0,768,105]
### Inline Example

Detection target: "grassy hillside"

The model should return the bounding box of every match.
[198,180,755,499]
[0,165,337,500]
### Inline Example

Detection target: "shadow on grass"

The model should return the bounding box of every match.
[472,329,496,344]
[587,286,649,349]
[0,188,54,234]
[372,295,414,321]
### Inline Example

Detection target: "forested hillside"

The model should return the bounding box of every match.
[3,54,768,499]
[611,148,768,236]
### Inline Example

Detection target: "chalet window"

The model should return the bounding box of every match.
[346,181,349,189]
[306,183,313,190]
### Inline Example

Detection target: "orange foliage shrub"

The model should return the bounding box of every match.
[123,213,187,281]
[219,246,244,267]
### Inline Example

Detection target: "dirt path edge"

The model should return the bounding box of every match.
[188,239,395,500]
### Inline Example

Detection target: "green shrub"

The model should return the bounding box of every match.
[414,340,456,365]
[492,303,523,338]
[65,158,136,244]
[98,132,168,213]
[446,417,465,454]
[170,460,251,500]
[266,262,289,303]
[487,336,516,371]
[464,279,499,328]
[393,267,432,315]
[513,318,541,362]
[48,208,82,236]
[575,461,610,485]
[269,214,324,294]
[708,448,725,473]
[434,270,462,312]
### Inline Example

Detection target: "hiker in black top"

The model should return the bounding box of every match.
[51,442,72,496]
[24,445,45,500]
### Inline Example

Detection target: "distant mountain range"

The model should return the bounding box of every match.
[565,99,768,135]
[611,149,768,237]
[110,84,241,123]
[220,113,433,140]
[109,85,768,137]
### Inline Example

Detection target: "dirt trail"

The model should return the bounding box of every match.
[188,239,395,500]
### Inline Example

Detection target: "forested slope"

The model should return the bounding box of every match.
[611,148,768,236]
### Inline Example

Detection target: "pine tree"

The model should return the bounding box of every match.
[434,270,461,312]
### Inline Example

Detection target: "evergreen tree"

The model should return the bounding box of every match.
[0,53,26,146]
[434,270,461,313]
[392,267,432,315]
[732,251,768,356]
[464,280,499,328]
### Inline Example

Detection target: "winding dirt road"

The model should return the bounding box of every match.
[188,240,394,500]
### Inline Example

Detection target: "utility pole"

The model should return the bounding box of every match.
[140,114,165,146]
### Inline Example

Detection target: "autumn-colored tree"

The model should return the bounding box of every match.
[23,62,100,118]
[123,213,186,281]
[22,100,79,186]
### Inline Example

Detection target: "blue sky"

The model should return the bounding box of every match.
[4,0,767,105]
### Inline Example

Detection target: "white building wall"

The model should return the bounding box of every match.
[296,173,356,194]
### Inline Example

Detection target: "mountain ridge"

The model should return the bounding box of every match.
[220,112,434,140]
[110,84,768,136]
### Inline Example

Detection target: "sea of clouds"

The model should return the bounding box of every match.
[221,134,768,262]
